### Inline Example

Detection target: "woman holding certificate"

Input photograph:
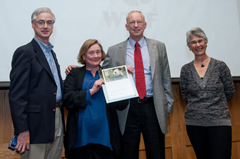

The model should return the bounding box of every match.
[63,39,124,159]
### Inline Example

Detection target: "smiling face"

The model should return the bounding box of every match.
[125,11,146,41]
[188,35,207,57]
[32,12,54,44]
[83,44,102,69]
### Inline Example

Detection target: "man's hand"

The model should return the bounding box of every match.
[15,131,30,154]
[65,65,77,75]
[126,65,134,75]
[90,79,105,95]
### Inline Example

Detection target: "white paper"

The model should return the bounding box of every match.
[101,65,138,103]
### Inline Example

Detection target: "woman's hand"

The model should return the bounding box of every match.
[90,78,105,95]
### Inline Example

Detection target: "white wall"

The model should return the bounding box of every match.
[1,0,240,81]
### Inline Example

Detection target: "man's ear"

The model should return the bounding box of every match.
[32,22,34,29]
[125,24,129,31]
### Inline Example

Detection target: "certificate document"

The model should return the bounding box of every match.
[100,65,138,103]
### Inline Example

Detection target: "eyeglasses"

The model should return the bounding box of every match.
[190,39,204,45]
[128,20,144,26]
[35,20,54,26]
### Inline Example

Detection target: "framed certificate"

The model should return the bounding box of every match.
[100,65,138,103]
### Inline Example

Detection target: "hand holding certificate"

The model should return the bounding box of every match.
[100,65,138,103]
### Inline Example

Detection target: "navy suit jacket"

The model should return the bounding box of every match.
[9,39,64,144]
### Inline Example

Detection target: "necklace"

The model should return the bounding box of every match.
[194,57,209,67]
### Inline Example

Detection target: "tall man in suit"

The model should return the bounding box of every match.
[9,7,64,159]
[102,10,174,159]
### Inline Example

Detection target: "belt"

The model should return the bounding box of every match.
[131,97,153,104]
[56,102,61,107]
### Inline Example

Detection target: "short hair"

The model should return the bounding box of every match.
[77,39,106,65]
[186,27,208,46]
[31,7,55,23]
[126,10,145,23]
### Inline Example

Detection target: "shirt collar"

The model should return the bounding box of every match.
[34,37,54,51]
[128,36,145,48]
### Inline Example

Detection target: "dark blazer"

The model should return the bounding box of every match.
[63,66,127,158]
[9,39,64,144]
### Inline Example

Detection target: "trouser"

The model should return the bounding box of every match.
[67,144,113,159]
[122,98,165,159]
[21,107,63,159]
[186,125,232,159]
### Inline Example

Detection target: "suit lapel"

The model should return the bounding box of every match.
[118,40,127,65]
[32,39,55,81]
[146,38,156,78]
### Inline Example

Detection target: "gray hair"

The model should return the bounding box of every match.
[126,10,145,23]
[186,27,208,46]
[31,7,55,23]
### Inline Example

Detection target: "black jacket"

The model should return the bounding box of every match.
[63,66,127,158]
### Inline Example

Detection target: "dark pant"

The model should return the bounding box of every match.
[122,98,165,159]
[186,125,232,159]
[67,144,112,159]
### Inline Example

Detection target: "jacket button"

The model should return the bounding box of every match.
[54,93,56,95]
[53,109,56,112]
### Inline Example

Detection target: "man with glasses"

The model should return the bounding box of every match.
[103,10,174,159]
[9,7,64,159]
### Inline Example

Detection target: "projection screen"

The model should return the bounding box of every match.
[1,0,240,82]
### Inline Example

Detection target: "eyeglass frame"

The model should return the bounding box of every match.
[34,20,54,26]
[127,20,145,26]
[189,39,205,45]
